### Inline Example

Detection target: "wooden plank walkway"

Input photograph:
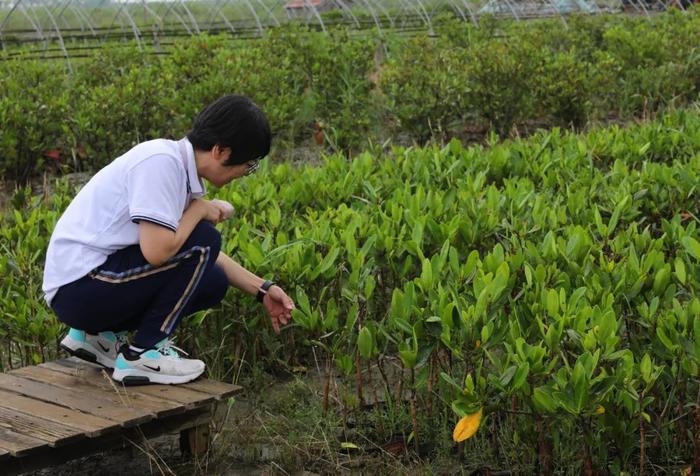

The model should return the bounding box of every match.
[0,357,242,475]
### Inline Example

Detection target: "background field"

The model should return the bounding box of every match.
[2,6,700,475]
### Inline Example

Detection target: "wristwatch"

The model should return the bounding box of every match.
[256,280,275,303]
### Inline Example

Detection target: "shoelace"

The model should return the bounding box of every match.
[115,332,129,348]
[156,338,189,359]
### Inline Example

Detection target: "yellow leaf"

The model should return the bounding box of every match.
[595,405,605,415]
[475,339,481,349]
[452,408,483,442]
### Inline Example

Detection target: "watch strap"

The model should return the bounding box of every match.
[256,280,275,303]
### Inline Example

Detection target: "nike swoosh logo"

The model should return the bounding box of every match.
[143,364,161,372]
[97,342,110,352]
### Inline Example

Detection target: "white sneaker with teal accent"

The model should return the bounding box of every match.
[60,328,130,369]
[112,338,205,385]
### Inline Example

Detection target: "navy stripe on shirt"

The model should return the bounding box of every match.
[131,215,177,232]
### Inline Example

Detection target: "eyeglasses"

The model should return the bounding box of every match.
[244,159,260,176]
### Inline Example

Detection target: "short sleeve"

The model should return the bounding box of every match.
[126,154,185,232]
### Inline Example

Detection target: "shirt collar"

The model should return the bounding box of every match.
[178,137,205,196]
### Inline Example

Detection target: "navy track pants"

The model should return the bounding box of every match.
[51,221,228,348]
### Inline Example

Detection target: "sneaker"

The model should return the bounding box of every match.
[60,328,130,369]
[112,338,205,385]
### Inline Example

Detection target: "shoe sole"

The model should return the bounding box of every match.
[60,337,115,369]
[112,368,205,386]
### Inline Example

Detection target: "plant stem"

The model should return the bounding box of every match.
[396,362,404,403]
[410,366,418,453]
[355,350,363,406]
[369,360,380,408]
[582,419,594,476]
[537,416,553,475]
[426,355,433,417]
[654,366,679,451]
[323,357,331,416]
[376,356,392,404]
[639,414,645,476]
[694,374,700,470]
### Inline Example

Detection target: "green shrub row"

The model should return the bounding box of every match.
[383,11,700,139]
[3,109,700,471]
[1,9,700,181]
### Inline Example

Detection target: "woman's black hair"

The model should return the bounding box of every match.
[187,95,271,166]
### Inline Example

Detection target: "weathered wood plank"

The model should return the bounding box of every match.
[44,360,217,409]
[0,406,85,447]
[54,357,102,371]
[118,382,217,408]
[13,365,183,418]
[0,389,118,437]
[57,357,241,400]
[0,427,49,456]
[0,373,152,427]
[2,405,214,475]
[181,379,243,400]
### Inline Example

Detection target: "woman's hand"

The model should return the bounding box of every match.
[210,199,235,220]
[263,285,295,334]
[191,199,224,224]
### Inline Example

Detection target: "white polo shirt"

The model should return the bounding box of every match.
[42,137,206,305]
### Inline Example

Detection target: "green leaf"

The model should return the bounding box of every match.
[475,287,490,318]
[311,246,340,280]
[358,327,373,359]
[296,287,312,316]
[512,362,530,391]
[681,236,700,261]
[607,196,629,237]
[640,354,652,384]
[524,264,533,287]
[593,206,607,236]
[411,220,424,247]
[390,288,407,321]
[244,241,265,267]
[541,231,558,259]
[419,258,433,289]
[533,386,557,413]
[480,323,492,344]
[652,266,671,295]
[674,257,687,285]
[363,275,376,300]
[399,328,419,369]
[399,346,417,369]
[345,303,359,331]
[656,325,678,353]
[546,289,559,317]
[499,366,517,387]
[393,317,413,335]
[565,231,583,260]
[335,353,354,376]
[553,391,577,415]
[268,204,281,228]
[440,372,463,393]
[291,308,310,330]
[572,360,588,412]
[451,400,480,417]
